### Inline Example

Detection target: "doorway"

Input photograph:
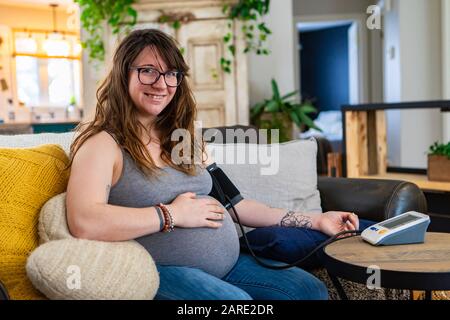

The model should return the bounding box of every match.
[298,20,360,112]
[295,19,365,152]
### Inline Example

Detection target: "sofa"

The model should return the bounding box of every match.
[0,128,427,300]
[204,126,427,300]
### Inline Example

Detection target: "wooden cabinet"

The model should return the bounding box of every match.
[88,0,249,128]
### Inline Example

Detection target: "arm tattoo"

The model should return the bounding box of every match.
[106,184,111,202]
[280,210,312,229]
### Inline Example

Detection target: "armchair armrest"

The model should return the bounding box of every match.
[318,177,427,222]
[0,279,9,300]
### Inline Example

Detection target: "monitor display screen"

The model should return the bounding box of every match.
[379,214,420,229]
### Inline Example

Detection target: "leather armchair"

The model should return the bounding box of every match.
[318,177,428,222]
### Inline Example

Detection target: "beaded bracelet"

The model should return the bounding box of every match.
[157,203,175,233]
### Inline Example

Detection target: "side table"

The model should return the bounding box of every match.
[322,232,450,300]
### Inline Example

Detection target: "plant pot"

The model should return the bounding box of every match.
[428,155,450,182]
[258,112,293,143]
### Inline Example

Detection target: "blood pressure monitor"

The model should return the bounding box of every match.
[361,211,430,246]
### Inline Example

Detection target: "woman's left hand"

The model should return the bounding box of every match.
[317,211,359,237]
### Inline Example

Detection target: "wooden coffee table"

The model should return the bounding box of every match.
[322,232,450,300]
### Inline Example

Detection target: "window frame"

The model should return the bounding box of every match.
[12,29,82,109]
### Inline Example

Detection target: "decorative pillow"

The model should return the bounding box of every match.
[207,139,322,235]
[207,139,322,213]
[0,144,70,300]
[38,192,73,244]
[33,191,160,299]
[26,239,159,300]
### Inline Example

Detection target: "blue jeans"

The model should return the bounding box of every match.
[240,219,376,270]
[155,253,328,300]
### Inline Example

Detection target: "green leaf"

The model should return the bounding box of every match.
[281,90,299,101]
[172,20,181,30]
[250,102,265,120]
[298,104,318,114]
[127,7,137,24]
[258,22,272,34]
[429,141,450,157]
[265,100,279,113]
[158,15,169,23]
[223,33,231,43]
[289,110,302,128]
[228,45,236,56]
[222,4,230,14]
[250,101,265,112]
[271,79,280,100]
[297,111,322,132]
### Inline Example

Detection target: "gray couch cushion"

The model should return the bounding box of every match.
[206,139,322,214]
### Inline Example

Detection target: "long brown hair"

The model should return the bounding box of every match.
[70,29,204,176]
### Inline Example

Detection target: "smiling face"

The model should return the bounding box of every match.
[128,46,178,127]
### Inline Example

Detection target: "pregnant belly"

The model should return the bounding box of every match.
[134,209,240,278]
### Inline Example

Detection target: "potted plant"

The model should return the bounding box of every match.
[428,141,450,182]
[250,79,321,143]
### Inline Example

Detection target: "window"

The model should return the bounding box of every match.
[13,31,81,108]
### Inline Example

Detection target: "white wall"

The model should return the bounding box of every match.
[384,0,443,168]
[443,0,450,142]
[399,0,442,101]
[396,0,442,168]
[248,0,295,106]
[383,0,401,103]
[384,0,403,166]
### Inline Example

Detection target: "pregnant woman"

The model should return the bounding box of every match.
[66,29,360,300]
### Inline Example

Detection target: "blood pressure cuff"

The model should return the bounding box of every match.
[207,162,244,209]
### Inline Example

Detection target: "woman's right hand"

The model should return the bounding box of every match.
[166,192,226,229]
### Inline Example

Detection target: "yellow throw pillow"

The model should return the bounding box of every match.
[0,144,69,300]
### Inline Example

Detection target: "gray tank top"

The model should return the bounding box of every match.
[107,140,240,278]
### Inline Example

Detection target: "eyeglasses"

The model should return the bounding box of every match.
[130,66,183,87]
